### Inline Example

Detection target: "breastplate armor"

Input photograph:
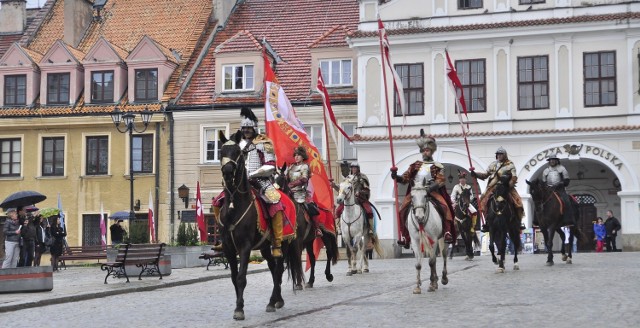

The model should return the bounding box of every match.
[545,168,563,186]
[288,163,309,203]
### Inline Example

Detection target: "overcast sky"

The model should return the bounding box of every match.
[27,0,43,9]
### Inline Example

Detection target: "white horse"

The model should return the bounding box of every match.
[409,165,448,293]
[337,178,369,276]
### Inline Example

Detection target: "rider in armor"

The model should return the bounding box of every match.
[212,107,285,257]
[391,131,456,247]
[450,171,478,234]
[286,146,323,237]
[335,162,375,237]
[471,147,525,232]
[541,156,576,227]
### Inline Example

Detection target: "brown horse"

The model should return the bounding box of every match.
[275,165,339,289]
[526,178,580,265]
[454,188,480,260]
[486,173,521,273]
[218,130,304,320]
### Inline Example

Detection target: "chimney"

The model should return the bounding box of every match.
[214,0,237,27]
[0,0,26,34]
[63,0,93,47]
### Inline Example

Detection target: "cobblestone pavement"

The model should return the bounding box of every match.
[0,252,638,328]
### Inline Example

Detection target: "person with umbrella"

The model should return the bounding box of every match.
[19,210,38,267]
[2,208,21,269]
[109,219,126,244]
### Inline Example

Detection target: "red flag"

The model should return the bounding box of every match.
[148,190,156,243]
[445,50,469,134]
[317,68,353,146]
[100,203,106,246]
[264,55,334,216]
[196,181,206,242]
[378,18,406,124]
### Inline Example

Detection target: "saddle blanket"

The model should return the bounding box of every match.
[255,190,297,240]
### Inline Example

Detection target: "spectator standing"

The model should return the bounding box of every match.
[20,215,37,266]
[34,215,49,266]
[2,208,21,269]
[593,217,606,253]
[16,207,27,267]
[109,220,126,244]
[604,210,622,252]
[49,216,66,272]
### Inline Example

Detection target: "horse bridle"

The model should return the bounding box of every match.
[220,142,250,208]
[339,183,364,239]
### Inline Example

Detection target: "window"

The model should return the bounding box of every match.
[304,125,324,159]
[584,51,616,107]
[394,63,424,116]
[132,134,153,173]
[518,56,549,110]
[86,136,108,175]
[135,69,158,101]
[223,64,254,91]
[4,75,27,106]
[91,71,114,103]
[47,73,70,105]
[458,0,482,9]
[0,138,21,177]
[519,0,545,4]
[456,59,486,112]
[342,123,357,160]
[320,59,352,86]
[42,137,64,176]
[203,128,222,163]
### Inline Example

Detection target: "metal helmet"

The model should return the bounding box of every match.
[495,147,507,155]
[416,129,437,153]
[293,146,308,161]
[240,107,258,129]
[350,161,360,168]
[547,156,560,162]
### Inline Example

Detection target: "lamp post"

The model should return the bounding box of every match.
[110,105,153,222]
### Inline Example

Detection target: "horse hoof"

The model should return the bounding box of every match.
[513,264,520,270]
[465,256,473,261]
[428,285,436,292]
[566,258,572,264]
[363,268,369,273]
[562,254,568,261]
[275,301,284,309]
[546,261,554,266]
[357,270,362,274]
[441,277,449,285]
[305,282,314,288]
[346,271,353,276]
[413,287,421,294]
[496,268,505,273]
[326,274,334,282]
[266,305,276,313]
[294,284,303,291]
[233,311,245,320]
[352,270,358,274]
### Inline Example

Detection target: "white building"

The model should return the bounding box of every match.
[349,0,640,256]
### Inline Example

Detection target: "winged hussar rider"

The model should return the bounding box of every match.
[212,107,285,257]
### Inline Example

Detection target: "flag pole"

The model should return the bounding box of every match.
[321,99,336,207]
[457,103,485,227]
[378,20,403,245]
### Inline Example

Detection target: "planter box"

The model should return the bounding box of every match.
[106,249,172,276]
[0,266,53,293]
[165,246,210,269]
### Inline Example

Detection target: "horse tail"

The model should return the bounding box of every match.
[372,236,384,259]
[285,242,305,290]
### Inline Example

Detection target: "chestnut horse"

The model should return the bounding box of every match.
[218,131,303,320]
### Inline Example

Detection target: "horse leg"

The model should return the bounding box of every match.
[558,228,568,262]
[356,237,365,274]
[232,249,251,320]
[495,233,506,273]
[428,253,438,292]
[345,246,353,276]
[261,248,282,313]
[566,228,574,264]
[464,231,474,260]
[544,227,555,266]
[412,236,422,294]
[363,237,370,273]
[323,234,335,283]
[511,228,520,271]
[440,239,449,286]
[489,232,498,265]
[304,243,316,288]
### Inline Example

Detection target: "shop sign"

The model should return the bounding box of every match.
[523,144,623,172]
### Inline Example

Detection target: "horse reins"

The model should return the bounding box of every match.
[339,185,364,241]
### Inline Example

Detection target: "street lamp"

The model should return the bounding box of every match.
[110,105,153,222]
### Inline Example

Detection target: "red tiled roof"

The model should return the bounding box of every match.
[215,30,262,54]
[178,0,360,106]
[309,25,354,49]
[351,12,640,38]
[353,125,640,142]
[0,34,21,59]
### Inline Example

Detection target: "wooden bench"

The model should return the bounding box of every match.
[199,248,228,270]
[58,245,108,269]
[100,243,166,284]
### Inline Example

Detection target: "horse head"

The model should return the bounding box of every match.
[411,165,432,220]
[457,188,471,211]
[336,179,354,205]
[274,163,289,195]
[219,130,246,193]
[526,178,551,215]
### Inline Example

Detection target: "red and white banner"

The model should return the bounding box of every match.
[196,181,207,242]
[148,190,156,243]
[264,55,334,213]
[445,50,469,134]
[378,18,406,125]
[100,203,106,246]
[317,68,352,148]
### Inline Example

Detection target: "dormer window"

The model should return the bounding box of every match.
[4,75,27,106]
[91,70,115,103]
[135,68,158,101]
[319,59,352,87]
[47,73,71,105]
[223,64,254,91]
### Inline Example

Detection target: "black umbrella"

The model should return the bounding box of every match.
[109,211,132,220]
[1,191,47,210]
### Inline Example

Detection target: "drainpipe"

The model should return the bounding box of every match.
[168,110,176,244]
[154,122,160,243]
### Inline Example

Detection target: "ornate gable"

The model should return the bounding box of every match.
[82,36,129,64]
[40,40,85,66]
[0,43,43,69]
[127,35,178,64]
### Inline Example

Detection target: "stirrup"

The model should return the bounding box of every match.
[444,232,454,244]
[315,228,323,237]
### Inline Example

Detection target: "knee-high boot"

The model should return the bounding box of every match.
[271,211,284,258]
[444,218,454,244]
[212,206,223,251]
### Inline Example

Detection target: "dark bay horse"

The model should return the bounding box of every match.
[487,174,521,273]
[454,188,480,260]
[526,178,579,265]
[218,131,303,320]
[275,166,339,289]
